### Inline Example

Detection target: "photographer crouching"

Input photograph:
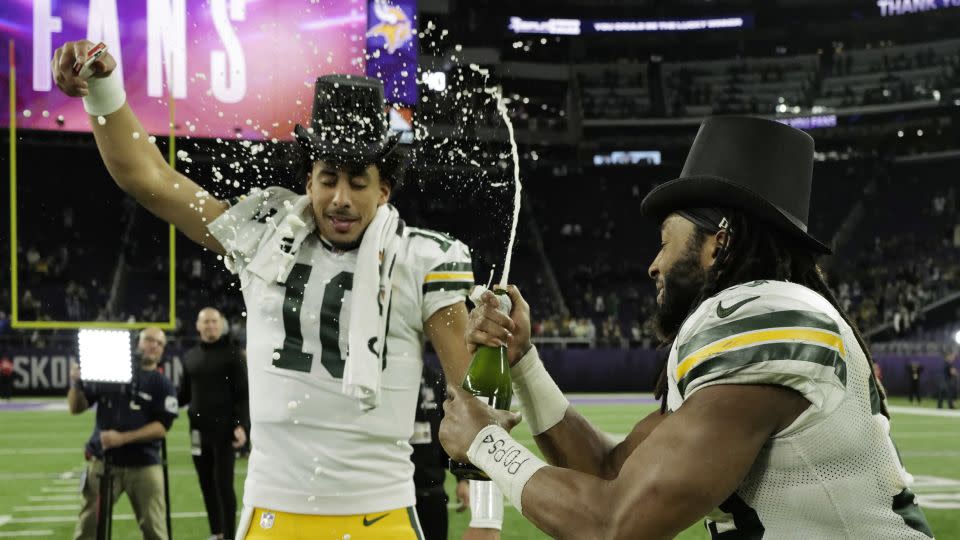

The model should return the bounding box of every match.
[67,327,179,540]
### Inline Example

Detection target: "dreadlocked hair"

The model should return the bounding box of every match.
[654,210,888,417]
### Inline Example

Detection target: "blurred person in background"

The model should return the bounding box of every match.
[0,355,14,401]
[67,327,178,540]
[937,351,957,409]
[410,364,479,540]
[179,307,249,540]
[907,361,924,404]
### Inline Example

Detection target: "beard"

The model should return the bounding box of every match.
[647,250,708,344]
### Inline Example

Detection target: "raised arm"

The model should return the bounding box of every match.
[51,40,227,254]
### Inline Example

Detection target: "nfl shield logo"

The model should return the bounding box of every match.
[260,512,275,529]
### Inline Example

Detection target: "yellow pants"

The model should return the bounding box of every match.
[238,506,423,540]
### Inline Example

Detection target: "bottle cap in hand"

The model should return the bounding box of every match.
[73,43,107,80]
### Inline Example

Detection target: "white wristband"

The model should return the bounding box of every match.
[468,480,504,530]
[511,346,569,435]
[82,71,126,117]
[467,424,547,514]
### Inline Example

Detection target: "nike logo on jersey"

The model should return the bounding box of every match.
[363,513,390,526]
[716,296,760,318]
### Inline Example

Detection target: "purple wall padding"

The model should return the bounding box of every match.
[428,348,666,393]
[2,344,947,397]
[873,354,950,397]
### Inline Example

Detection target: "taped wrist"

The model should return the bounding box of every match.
[467,425,547,514]
[82,71,126,117]
[511,346,569,435]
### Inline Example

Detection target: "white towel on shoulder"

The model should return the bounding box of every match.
[342,203,404,411]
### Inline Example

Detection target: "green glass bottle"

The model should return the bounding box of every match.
[450,288,513,481]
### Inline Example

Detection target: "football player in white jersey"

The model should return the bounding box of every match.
[52,41,502,540]
[440,117,936,539]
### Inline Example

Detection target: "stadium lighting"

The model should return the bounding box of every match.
[917,129,924,136]
[422,71,447,92]
[77,329,133,384]
[897,130,904,138]
[954,330,960,345]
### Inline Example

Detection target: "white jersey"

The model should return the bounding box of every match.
[667,280,934,539]
[208,187,473,514]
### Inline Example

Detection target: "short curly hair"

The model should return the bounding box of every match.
[295,143,408,193]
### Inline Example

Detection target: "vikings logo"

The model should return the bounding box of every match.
[366,0,413,55]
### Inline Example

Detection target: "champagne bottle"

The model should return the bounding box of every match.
[450,288,513,481]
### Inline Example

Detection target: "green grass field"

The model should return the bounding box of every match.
[1,396,957,539]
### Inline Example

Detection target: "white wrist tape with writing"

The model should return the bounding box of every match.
[467,425,547,514]
[468,479,504,530]
[82,71,126,117]
[511,346,569,435]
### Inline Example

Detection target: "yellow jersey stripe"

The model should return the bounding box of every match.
[677,328,845,381]
[424,272,474,283]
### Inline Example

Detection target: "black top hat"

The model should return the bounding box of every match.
[640,116,831,254]
[294,74,401,163]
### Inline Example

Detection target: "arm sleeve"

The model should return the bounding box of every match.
[674,285,848,417]
[149,376,179,431]
[419,236,474,322]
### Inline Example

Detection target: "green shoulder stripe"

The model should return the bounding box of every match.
[409,230,454,252]
[677,340,846,396]
[679,309,839,361]
[429,261,472,273]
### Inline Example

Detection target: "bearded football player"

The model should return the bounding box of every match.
[52,40,503,540]
[440,116,935,539]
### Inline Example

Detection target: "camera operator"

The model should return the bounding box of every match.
[67,327,179,540]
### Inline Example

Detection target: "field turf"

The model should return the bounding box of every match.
[1,395,956,539]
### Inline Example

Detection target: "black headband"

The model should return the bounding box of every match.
[675,208,730,233]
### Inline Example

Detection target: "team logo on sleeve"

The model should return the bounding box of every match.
[164,396,179,414]
[259,512,275,529]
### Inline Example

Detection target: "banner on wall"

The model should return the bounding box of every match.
[1,0,416,138]
[0,348,183,394]
[365,0,418,105]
